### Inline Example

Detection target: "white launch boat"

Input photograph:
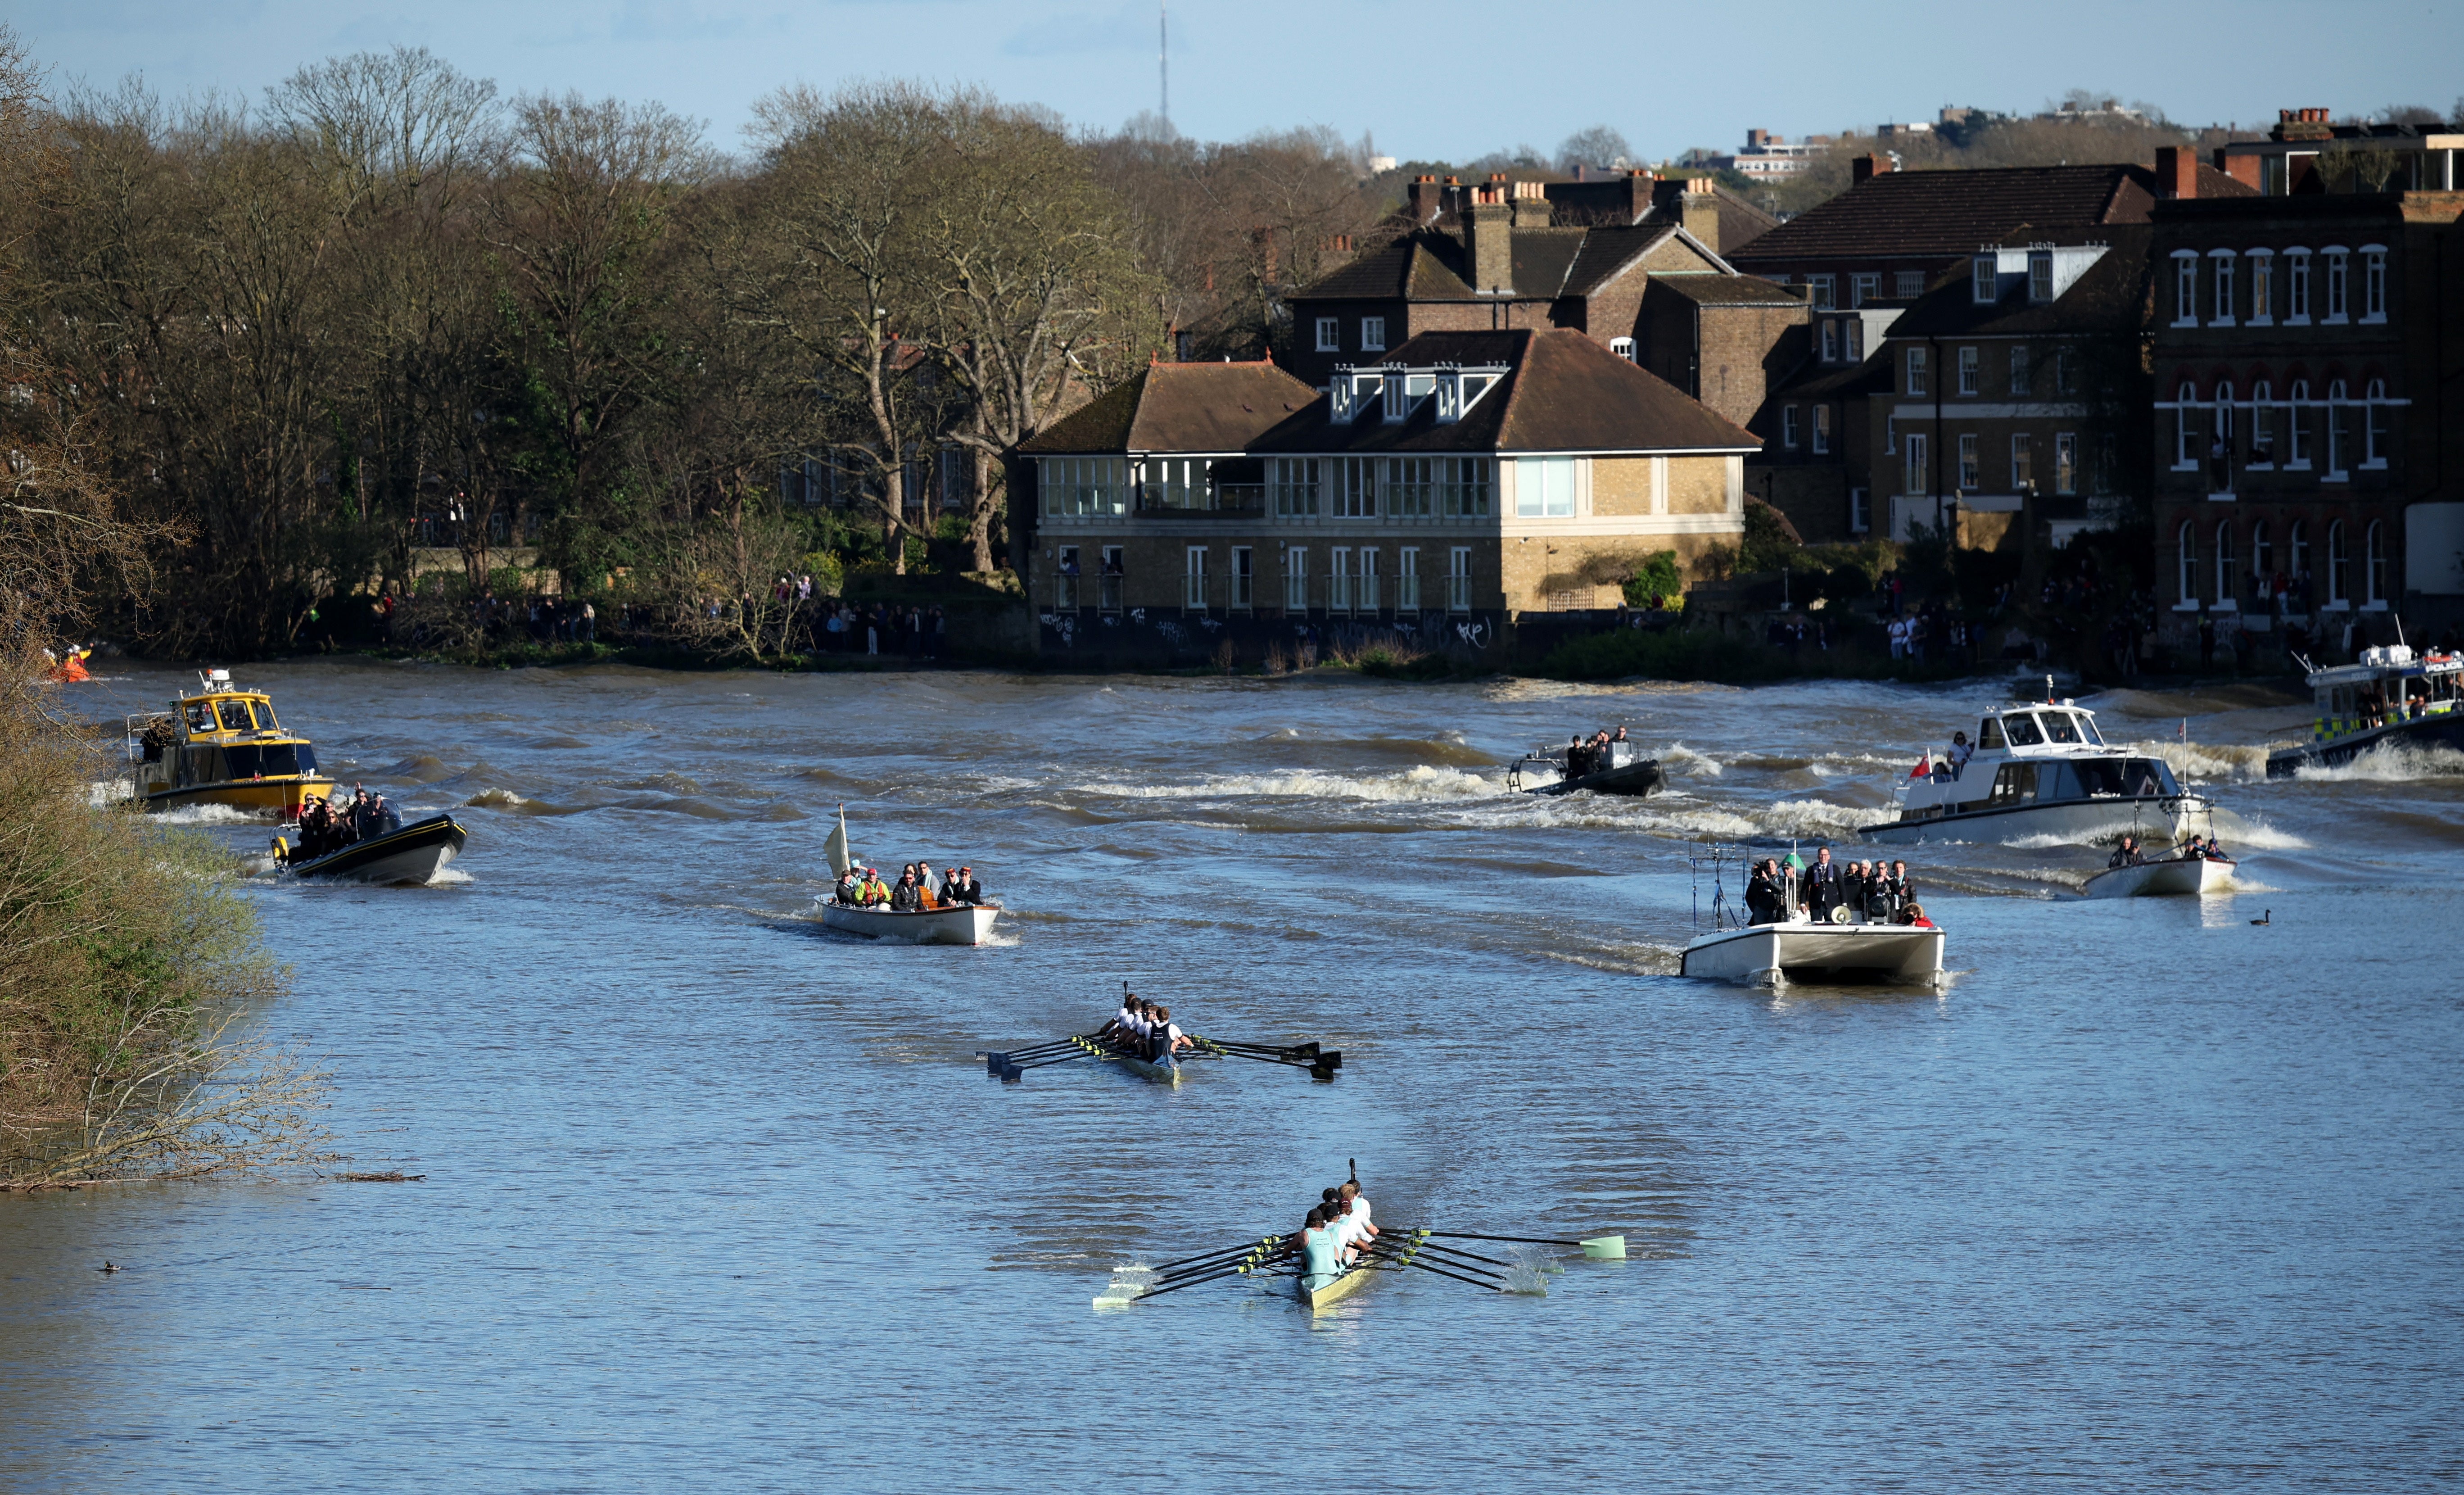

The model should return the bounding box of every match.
[1860,684,2209,847]
[813,806,1001,947]
[2081,852,2237,899]
[1680,916,1946,988]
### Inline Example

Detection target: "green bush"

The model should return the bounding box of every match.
[1621,550,1683,607]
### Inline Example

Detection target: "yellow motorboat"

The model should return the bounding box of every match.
[125,669,335,818]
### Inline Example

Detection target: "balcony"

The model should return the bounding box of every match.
[1134,482,1266,517]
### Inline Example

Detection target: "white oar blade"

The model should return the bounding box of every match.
[1581,1234,1627,1260]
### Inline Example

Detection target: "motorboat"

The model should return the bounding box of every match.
[1860,686,2207,846]
[2265,643,2464,777]
[814,805,1000,947]
[125,669,335,818]
[1680,916,1946,988]
[1508,735,1663,797]
[2082,849,2236,899]
[276,814,468,886]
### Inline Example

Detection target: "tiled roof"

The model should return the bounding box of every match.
[1252,329,1759,456]
[1728,163,2252,265]
[1560,225,1681,296]
[1289,222,1714,304]
[1883,227,2154,339]
[1770,354,1894,400]
[1018,361,1318,454]
[1646,274,1808,307]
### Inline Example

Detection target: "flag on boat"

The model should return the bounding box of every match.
[824,804,853,877]
[1908,753,1932,779]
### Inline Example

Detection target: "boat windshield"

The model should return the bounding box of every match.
[2075,713,2104,745]
[2040,712,2081,743]
[2002,713,2045,747]
[1977,716,2006,749]
[252,700,279,729]
[216,700,253,731]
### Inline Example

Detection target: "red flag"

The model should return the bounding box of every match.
[1909,754,1931,779]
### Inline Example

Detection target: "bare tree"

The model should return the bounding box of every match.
[1557,124,1633,172]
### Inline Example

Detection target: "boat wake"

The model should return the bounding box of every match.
[2125,739,2272,784]
[1084,765,1501,804]
[151,802,263,825]
[2295,739,2464,782]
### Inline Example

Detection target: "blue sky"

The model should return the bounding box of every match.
[9,0,2459,161]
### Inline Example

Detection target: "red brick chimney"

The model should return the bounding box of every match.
[2214,148,2261,191]
[1851,154,1892,185]
[1407,174,1442,224]
[1622,168,1653,224]
[2154,145,2197,199]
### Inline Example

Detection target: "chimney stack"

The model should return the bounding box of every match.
[1622,167,1654,225]
[1746,128,1769,149]
[1851,154,1894,185]
[2154,145,2197,199]
[1407,174,1442,224]
[1510,177,1551,229]
[1678,176,1720,254]
[1466,198,1512,295]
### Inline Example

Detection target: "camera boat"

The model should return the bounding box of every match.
[1859,688,2206,847]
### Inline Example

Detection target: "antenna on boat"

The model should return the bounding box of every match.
[2044,674,2055,704]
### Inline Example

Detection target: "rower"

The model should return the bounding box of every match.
[1297,1207,1344,1293]
[1338,1179,1377,1251]
[1099,992,1138,1043]
[1148,1005,1189,1064]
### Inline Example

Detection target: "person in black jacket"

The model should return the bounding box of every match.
[1804,846,1841,922]
[1745,860,1786,925]
[1882,860,1914,922]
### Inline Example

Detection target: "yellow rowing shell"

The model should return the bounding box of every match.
[1295,1263,1374,1313]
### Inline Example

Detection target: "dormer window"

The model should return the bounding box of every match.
[1431,367,1500,423]
[1383,373,1432,424]
[1821,321,1839,362]
[2028,251,2053,303]
[1329,377,1357,423]
[1972,254,1997,304]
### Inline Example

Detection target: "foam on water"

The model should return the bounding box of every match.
[1085,764,1501,804]
[2294,739,2464,783]
[149,802,263,825]
[2123,738,2272,784]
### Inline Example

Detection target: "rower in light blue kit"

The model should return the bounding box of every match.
[1298,1207,1346,1294]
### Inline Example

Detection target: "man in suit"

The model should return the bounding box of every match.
[1804,846,1842,922]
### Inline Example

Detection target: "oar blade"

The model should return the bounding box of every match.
[1581,1235,1627,1260]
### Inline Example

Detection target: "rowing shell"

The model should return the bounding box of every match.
[1296,1261,1375,1312]
[1078,1035,1181,1086]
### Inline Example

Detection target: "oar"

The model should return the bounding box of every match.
[1191,1037,1329,1062]
[1125,1257,1275,1301]
[1144,1237,1275,1274]
[1385,1234,1514,1270]
[1415,1229,1629,1259]
[1188,1041,1343,1079]
[1363,1249,1505,1293]
[1149,1238,1283,1284]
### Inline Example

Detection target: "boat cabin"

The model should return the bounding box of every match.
[127,670,332,815]
[2302,646,2464,744]
[1899,701,2181,820]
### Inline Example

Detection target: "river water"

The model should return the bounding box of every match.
[5,661,2459,1491]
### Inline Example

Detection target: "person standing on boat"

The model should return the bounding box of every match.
[1804,847,1842,922]
[1883,861,1914,922]
[1745,859,1786,925]
[1947,731,1974,780]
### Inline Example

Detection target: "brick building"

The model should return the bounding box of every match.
[2216,109,2464,195]
[2148,170,2464,651]
[1015,331,1756,644]
[1282,177,1780,388]
[1871,229,2154,555]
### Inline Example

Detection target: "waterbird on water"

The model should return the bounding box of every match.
[98,1262,121,1274]
[2251,910,2271,925]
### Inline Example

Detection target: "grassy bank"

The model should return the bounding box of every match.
[0,678,331,1189]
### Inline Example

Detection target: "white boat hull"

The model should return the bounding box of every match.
[818,902,1001,946]
[1861,794,2204,847]
[2083,857,2236,899]
[1680,922,1946,988]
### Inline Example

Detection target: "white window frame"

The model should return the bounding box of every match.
[1513,457,1576,518]
[1905,346,1928,396]
[2326,378,2349,477]
[1812,404,1831,455]
[1852,272,1880,307]
[1957,346,1980,397]
[1971,255,1996,304]
[2208,249,2236,326]
[1845,318,1865,362]
[1360,316,1386,353]
[1359,548,1380,612]
[2010,432,2033,492]
[1398,546,1420,611]
[1782,405,1799,450]
[1895,270,1924,299]
[1957,431,1979,489]
[2178,519,2199,603]
[1331,456,1377,518]
[2028,251,2053,303]
[1271,456,1320,516]
[2215,380,2235,450]
[1821,321,1838,362]
[1329,546,1354,613]
[2328,519,2349,604]
[1315,317,1340,352]
[2172,251,2199,327]
[1447,546,1472,613]
[2365,519,2387,606]
[2249,381,2276,468]
[2360,246,2387,323]
[1184,545,1208,610]
[1849,486,1870,532]
[1609,336,1635,361]
[1284,545,1309,611]
[2248,249,2275,326]
[2175,381,2201,469]
[1230,545,1253,611]
[2054,432,2078,494]
[1808,273,1836,310]
[2364,378,2389,468]
[2287,249,2312,323]
[2215,519,2236,605]
[1903,431,1928,496]
[2288,380,2312,469]
[2323,247,2349,324]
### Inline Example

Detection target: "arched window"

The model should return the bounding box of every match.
[2328,519,2349,603]
[2365,377,2389,466]
[2178,519,2200,603]
[2366,520,2387,605]
[2326,378,2349,474]
[2208,381,2235,491]
[2290,520,2311,591]
[2251,521,2274,604]
[2214,381,2235,444]
[2176,381,2200,467]
[2215,520,2237,604]
[2288,379,2312,467]
[2251,379,2276,466]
